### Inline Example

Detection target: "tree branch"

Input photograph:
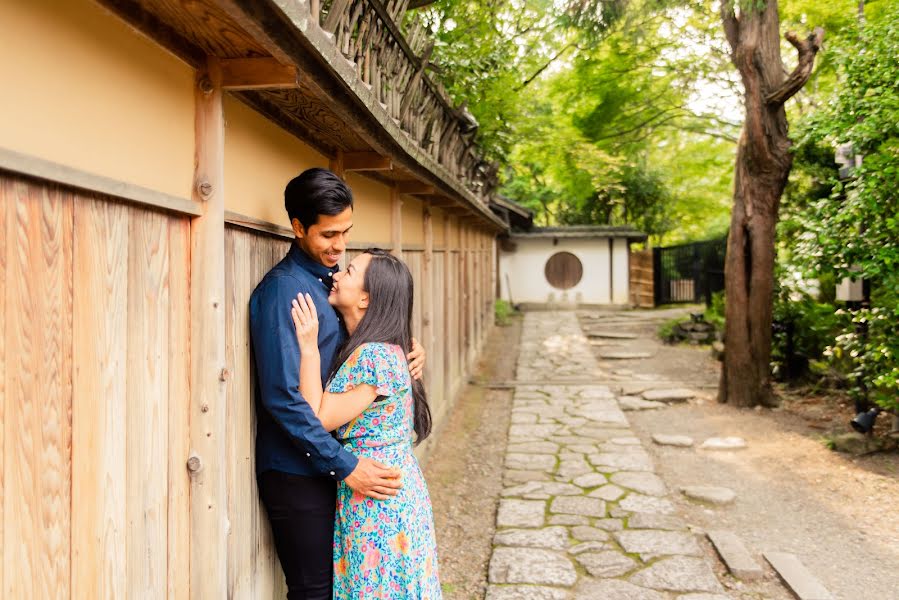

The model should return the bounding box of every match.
[720,2,740,55]
[765,28,825,105]
[517,41,576,90]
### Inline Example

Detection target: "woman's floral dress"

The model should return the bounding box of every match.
[327,342,441,599]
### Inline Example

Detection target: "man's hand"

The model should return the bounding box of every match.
[408,337,426,381]
[343,456,402,500]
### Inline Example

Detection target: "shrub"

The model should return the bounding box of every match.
[494,299,514,326]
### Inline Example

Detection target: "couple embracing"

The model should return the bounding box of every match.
[250,168,441,599]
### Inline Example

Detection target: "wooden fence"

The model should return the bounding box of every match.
[0,172,495,597]
[629,248,654,308]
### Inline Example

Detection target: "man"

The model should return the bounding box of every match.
[250,168,425,599]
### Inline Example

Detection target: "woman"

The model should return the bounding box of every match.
[290,248,441,599]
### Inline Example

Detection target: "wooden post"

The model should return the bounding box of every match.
[189,57,228,600]
[391,185,402,256]
[329,149,345,179]
[443,215,452,397]
[422,206,433,372]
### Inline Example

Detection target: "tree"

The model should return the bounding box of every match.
[717,1,824,407]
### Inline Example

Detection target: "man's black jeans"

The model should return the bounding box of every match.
[258,470,337,600]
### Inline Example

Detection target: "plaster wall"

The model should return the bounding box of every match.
[344,173,392,245]
[500,237,631,305]
[401,194,425,246]
[0,0,195,199]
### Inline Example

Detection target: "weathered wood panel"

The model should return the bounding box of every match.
[225,225,290,600]
[629,248,654,308]
[2,177,73,599]
[72,195,129,599]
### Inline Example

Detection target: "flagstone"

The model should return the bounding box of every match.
[488,548,577,586]
[629,556,724,593]
[497,499,546,528]
[576,551,639,578]
[615,530,702,558]
[611,472,668,496]
[573,578,666,600]
[618,494,676,515]
[589,451,655,472]
[572,473,607,488]
[570,526,610,542]
[589,484,626,501]
[493,526,569,550]
[485,585,570,600]
[505,453,557,471]
[642,388,696,402]
[568,541,609,555]
[550,496,607,518]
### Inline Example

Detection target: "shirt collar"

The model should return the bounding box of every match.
[288,242,340,289]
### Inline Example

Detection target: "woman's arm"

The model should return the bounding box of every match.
[291,293,380,431]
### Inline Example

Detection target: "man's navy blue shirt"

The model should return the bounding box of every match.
[249,243,358,481]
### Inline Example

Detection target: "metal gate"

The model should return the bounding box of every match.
[652,237,726,305]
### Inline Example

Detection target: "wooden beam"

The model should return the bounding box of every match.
[397,181,435,195]
[189,57,228,600]
[343,152,392,171]
[220,57,298,90]
[391,185,402,256]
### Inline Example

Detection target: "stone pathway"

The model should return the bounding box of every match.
[486,312,730,600]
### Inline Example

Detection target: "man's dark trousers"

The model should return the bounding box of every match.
[258,470,336,600]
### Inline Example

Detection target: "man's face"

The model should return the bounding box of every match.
[292,207,353,268]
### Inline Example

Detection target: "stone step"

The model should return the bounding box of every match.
[598,350,655,360]
[642,388,696,402]
[706,530,764,580]
[584,331,640,339]
[763,552,834,600]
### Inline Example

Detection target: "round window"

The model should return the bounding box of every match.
[544,252,583,290]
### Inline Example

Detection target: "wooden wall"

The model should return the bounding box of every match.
[0,173,192,598]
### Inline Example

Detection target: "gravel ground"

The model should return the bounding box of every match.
[423,317,521,599]
[580,308,899,600]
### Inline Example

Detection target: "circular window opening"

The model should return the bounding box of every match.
[544,251,583,290]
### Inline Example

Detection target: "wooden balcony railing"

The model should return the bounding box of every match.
[309,0,497,202]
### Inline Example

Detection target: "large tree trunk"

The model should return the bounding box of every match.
[718,2,823,407]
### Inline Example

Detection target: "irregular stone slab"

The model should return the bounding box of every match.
[565,443,600,454]
[507,441,560,454]
[577,550,639,577]
[611,472,668,496]
[627,513,686,531]
[505,453,557,471]
[497,499,546,528]
[549,514,590,526]
[676,595,732,600]
[599,350,655,359]
[569,408,629,427]
[586,330,639,339]
[488,547,577,586]
[681,486,736,505]
[511,412,538,424]
[509,424,561,439]
[580,387,616,399]
[615,530,702,559]
[706,530,763,580]
[503,481,583,499]
[568,541,608,555]
[620,397,666,411]
[589,452,654,472]
[629,556,724,593]
[571,526,610,542]
[652,434,694,447]
[550,496,606,518]
[594,518,625,531]
[609,436,642,445]
[764,552,835,600]
[494,526,568,550]
[699,437,747,450]
[574,578,666,600]
[589,484,625,501]
[504,470,552,485]
[618,494,676,515]
[485,585,570,600]
[556,456,595,479]
[642,388,696,402]
[572,473,607,488]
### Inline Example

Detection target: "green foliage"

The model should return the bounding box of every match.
[494,298,515,326]
[780,2,899,410]
[705,290,726,330]
[657,317,685,343]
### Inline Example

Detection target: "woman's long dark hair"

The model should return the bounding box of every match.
[328,249,432,443]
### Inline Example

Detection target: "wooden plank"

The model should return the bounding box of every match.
[126,209,170,597]
[0,147,202,217]
[72,195,128,599]
[391,185,402,257]
[0,174,6,600]
[343,152,392,171]
[190,58,228,600]
[167,219,191,600]
[3,178,74,599]
[329,149,345,179]
[221,57,298,90]
[421,207,433,377]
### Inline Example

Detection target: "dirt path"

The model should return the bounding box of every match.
[581,308,899,600]
[423,317,521,599]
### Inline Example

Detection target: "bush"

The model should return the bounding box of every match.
[494,299,514,326]
[657,317,683,343]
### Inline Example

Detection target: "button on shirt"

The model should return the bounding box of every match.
[249,243,357,481]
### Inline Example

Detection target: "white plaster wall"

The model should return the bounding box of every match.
[500,237,631,305]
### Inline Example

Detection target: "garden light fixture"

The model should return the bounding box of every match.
[850,407,881,434]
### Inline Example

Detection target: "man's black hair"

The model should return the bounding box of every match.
[285,168,353,230]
